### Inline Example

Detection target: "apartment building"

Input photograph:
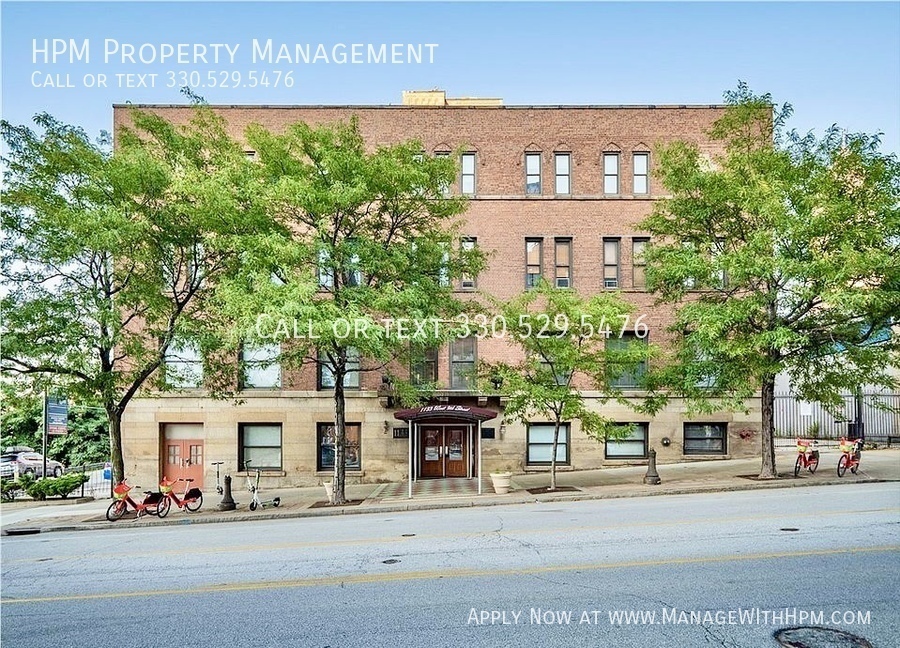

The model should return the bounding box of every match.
[116,90,761,491]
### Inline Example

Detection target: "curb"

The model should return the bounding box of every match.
[4,476,895,536]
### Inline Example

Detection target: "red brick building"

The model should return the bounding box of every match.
[118,91,761,492]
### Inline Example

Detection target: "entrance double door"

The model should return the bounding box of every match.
[420,426,469,478]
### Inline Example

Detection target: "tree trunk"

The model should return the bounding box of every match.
[549,419,561,491]
[332,375,348,505]
[107,407,125,483]
[758,376,777,479]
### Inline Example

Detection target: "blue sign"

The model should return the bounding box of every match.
[46,395,68,435]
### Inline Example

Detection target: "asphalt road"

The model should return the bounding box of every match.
[2,482,898,648]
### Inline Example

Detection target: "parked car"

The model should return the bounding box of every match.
[0,447,65,478]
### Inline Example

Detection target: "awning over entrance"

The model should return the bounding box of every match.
[394,404,498,423]
[395,404,497,499]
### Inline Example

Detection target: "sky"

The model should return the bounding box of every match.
[1,1,899,152]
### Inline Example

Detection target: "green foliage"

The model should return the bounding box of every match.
[18,473,89,500]
[641,82,900,477]
[480,281,654,488]
[1,108,263,481]
[0,383,109,466]
[1,478,21,502]
[215,118,484,503]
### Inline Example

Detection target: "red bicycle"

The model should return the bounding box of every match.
[793,438,819,477]
[837,438,862,477]
[156,476,203,517]
[106,480,165,521]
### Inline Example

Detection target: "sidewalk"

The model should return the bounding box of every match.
[2,447,898,535]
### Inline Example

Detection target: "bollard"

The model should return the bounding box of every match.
[643,447,662,485]
[217,474,237,511]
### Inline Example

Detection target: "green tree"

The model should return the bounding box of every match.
[0,383,109,467]
[216,118,483,505]
[1,109,259,482]
[641,83,900,479]
[481,281,653,490]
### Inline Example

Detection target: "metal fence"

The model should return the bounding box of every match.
[65,462,113,499]
[774,392,900,440]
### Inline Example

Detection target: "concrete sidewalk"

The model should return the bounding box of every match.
[2,447,898,535]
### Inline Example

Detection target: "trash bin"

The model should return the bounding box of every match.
[103,463,112,480]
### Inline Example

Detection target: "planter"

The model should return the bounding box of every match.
[489,472,512,495]
[324,481,334,503]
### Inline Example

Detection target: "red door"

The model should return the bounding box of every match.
[163,440,204,488]
[419,427,470,478]
[420,428,444,478]
[445,428,468,477]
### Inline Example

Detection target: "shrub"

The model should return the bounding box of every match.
[20,473,89,500]
[1,478,21,502]
[52,473,89,498]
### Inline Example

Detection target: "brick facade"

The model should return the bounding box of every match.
[118,99,761,490]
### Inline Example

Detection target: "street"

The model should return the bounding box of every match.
[2,482,898,648]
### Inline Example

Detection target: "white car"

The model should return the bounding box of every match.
[0,447,65,478]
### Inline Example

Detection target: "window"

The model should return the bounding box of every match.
[241,343,281,389]
[712,238,728,288]
[527,423,570,465]
[318,249,333,289]
[318,348,360,389]
[435,151,451,197]
[603,153,619,195]
[605,423,649,459]
[450,336,476,390]
[460,238,476,289]
[164,341,203,388]
[439,242,450,287]
[410,347,438,385]
[346,252,362,287]
[603,238,620,288]
[607,332,648,388]
[317,422,361,470]
[238,423,282,470]
[525,153,541,195]
[633,153,649,195]
[554,238,572,288]
[632,238,649,289]
[555,153,571,195]
[526,238,543,289]
[460,153,476,195]
[684,423,727,455]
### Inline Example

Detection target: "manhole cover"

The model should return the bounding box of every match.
[774,626,872,648]
[780,528,800,532]
[382,559,401,564]
[401,533,415,537]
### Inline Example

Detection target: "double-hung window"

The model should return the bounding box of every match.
[525,153,541,195]
[317,422,362,470]
[603,238,620,289]
[526,238,543,289]
[633,153,649,195]
[527,423,570,465]
[603,153,619,195]
[239,423,282,470]
[554,238,572,288]
[318,348,360,389]
[241,343,281,389]
[605,423,648,459]
[450,336,476,390]
[164,341,203,389]
[555,153,571,195]
[460,153,476,195]
[684,423,727,455]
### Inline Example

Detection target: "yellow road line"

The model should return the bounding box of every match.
[3,545,898,605]
[7,506,898,565]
